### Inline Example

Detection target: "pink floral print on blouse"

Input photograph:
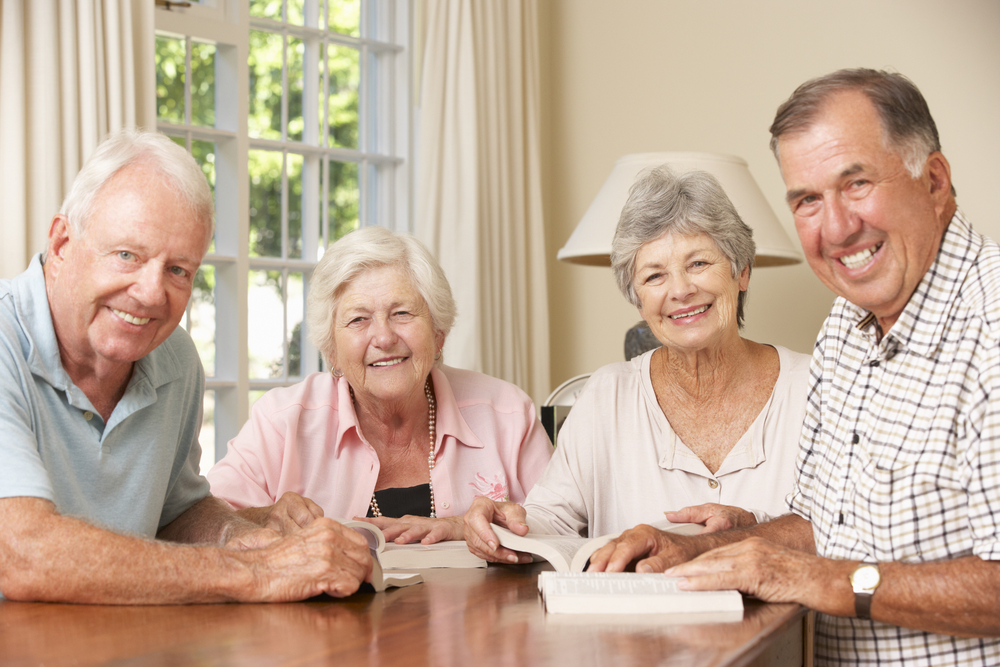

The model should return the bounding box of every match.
[469,472,509,501]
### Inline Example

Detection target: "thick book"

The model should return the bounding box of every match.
[340,519,486,571]
[538,571,744,617]
[490,519,703,572]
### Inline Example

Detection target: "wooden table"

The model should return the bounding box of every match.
[0,563,808,666]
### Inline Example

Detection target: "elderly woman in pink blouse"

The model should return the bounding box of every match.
[208,227,553,543]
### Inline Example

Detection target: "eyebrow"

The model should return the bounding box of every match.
[785,163,865,205]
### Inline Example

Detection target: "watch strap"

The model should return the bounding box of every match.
[854,590,873,620]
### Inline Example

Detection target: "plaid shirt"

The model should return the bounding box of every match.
[789,212,1000,666]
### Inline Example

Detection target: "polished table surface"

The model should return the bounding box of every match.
[0,562,807,666]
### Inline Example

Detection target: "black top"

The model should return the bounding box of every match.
[366,483,433,518]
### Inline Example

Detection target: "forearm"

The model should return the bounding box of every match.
[0,500,254,604]
[861,557,1000,637]
[684,513,816,558]
[157,495,263,546]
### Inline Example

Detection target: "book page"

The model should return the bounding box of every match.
[336,519,386,555]
[539,572,743,615]
[380,541,487,569]
[491,524,588,572]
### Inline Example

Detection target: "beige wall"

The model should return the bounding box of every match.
[538,0,1000,389]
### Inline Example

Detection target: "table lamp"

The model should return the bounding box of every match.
[557,152,802,267]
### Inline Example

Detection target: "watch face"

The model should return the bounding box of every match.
[853,565,880,590]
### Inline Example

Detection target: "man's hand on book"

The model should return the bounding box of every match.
[463,497,534,564]
[665,503,757,534]
[356,515,465,544]
[585,524,702,573]
[235,492,326,536]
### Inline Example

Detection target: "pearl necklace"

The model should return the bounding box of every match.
[369,376,436,518]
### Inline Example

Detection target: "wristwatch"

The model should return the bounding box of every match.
[850,562,881,620]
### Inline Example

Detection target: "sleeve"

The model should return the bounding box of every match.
[786,335,827,522]
[966,347,1000,561]
[158,333,211,528]
[521,381,601,538]
[0,321,55,503]
[206,392,286,509]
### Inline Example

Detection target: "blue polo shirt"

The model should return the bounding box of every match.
[0,255,209,537]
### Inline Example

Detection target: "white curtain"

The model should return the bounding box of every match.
[415,0,550,404]
[0,0,155,279]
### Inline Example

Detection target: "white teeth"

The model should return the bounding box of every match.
[840,244,881,270]
[112,309,150,325]
[371,358,405,367]
[670,305,710,320]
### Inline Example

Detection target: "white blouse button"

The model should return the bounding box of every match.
[708,479,719,489]
[83,411,94,421]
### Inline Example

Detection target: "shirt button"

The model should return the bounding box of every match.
[442,502,450,509]
[708,479,719,489]
[83,411,94,421]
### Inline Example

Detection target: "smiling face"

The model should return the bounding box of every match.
[777,90,954,332]
[633,231,748,355]
[332,265,443,407]
[44,162,211,379]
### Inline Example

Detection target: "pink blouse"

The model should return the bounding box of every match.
[207,365,554,519]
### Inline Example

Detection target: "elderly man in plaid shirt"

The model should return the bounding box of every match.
[588,68,1000,666]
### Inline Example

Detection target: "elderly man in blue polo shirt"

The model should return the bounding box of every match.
[0,129,372,603]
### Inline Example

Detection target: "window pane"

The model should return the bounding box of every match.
[248,269,286,378]
[189,264,217,377]
[287,38,304,141]
[199,389,216,474]
[249,150,283,258]
[326,160,359,245]
[155,35,185,123]
[287,0,305,25]
[249,0,281,20]
[190,41,217,127]
[287,271,304,378]
[249,30,283,140]
[326,44,359,149]
[287,153,304,259]
[328,0,360,37]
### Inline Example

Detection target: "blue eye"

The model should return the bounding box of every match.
[118,251,134,261]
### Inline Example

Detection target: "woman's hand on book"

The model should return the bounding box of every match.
[357,515,465,544]
[463,497,534,564]
[665,503,757,534]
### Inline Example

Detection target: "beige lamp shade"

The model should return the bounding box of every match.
[557,152,802,267]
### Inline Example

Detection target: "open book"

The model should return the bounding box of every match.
[538,572,743,617]
[340,519,486,572]
[490,519,703,572]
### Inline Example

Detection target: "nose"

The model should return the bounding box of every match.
[667,273,697,301]
[822,195,863,246]
[131,263,168,306]
[370,315,398,348]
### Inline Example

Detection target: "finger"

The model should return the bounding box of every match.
[665,504,714,525]
[635,553,673,573]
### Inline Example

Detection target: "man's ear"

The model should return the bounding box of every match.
[45,215,72,276]
[925,151,953,207]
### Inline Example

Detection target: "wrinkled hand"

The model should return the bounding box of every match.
[462,496,533,564]
[356,515,464,544]
[586,523,702,573]
[665,503,757,534]
[665,537,830,605]
[250,492,325,535]
[226,526,283,550]
[243,517,374,602]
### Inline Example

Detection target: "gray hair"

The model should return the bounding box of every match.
[58,129,215,251]
[769,68,950,191]
[306,226,457,368]
[611,166,756,328]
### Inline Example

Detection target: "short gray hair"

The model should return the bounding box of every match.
[306,226,457,368]
[769,68,948,189]
[611,166,756,328]
[59,128,215,250]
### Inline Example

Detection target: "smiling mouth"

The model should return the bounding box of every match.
[112,308,151,325]
[669,304,710,320]
[840,243,882,270]
[370,358,406,367]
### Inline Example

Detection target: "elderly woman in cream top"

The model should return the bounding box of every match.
[464,166,810,562]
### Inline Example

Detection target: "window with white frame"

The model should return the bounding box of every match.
[155,0,411,474]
